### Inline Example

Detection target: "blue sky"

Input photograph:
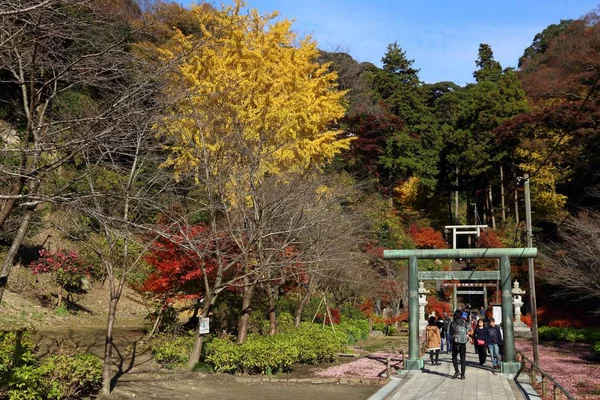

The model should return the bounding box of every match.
[186,1,599,85]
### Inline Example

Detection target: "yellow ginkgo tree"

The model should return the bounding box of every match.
[156,1,351,191]
[150,0,354,357]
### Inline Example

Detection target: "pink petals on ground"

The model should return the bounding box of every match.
[314,353,403,379]
[516,338,600,399]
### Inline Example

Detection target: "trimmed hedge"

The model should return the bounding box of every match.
[538,326,600,343]
[205,322,347,374]
[538,326,600,356]
[150,334,196,369]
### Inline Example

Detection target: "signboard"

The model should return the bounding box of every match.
[199,318,210,334]
[492,305,502,326]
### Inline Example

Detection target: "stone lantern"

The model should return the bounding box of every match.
[512,279,530,335]
[418,280,429,332]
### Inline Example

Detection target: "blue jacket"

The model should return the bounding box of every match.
[484,325,503,345]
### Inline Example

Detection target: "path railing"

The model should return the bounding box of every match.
[516,350,576,400]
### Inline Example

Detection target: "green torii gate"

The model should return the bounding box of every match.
[384,248,537,376]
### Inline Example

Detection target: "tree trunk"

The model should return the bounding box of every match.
[295,279,314,328]
[514,169,520,226]
[237,283,255,344]
[454,168,459,223]
[149,298,168,339]
[102,295,119,395]
[500,166,506,222]
[267,284,280,336]
[188,305,212,368]
[57,288,63,308]
[0,203,37,304]
[0,178,25,230]
[488,184,496,229]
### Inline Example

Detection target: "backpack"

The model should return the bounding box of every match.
[454,324,468,344]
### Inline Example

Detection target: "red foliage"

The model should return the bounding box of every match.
[425,296,451,318]
[342,103,404,179]
[316,308,341,325]
[372,312,408,326]
[472,230,505,270]
[520,314,532,328]
[360,298,375,318]
[30,249,93,298]
[547,319,575,328]
[364,242,385,258]
[140,224,237,300]
[536,305,590,328]
[408,225,447,249]
[476,230,503,248]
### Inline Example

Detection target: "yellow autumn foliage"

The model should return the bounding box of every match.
[394,176,420,207]
[516,126,574,220]
[153,1,351,195]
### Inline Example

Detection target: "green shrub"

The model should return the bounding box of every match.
[150,334,195,369]
[372,323,397,336]
[205,338,242,373]
[539,326,600,343]
[239,335,299,374]
[291,323,345,364]
[538,326,563,341]
[276,312,296,334]
[592,341,600,356]
[338,319,369,344]
[205,323,346,374]
[340,303,365,321]
[0,330,38,383]
[191,362,213,373]
[0,330,102,400]
[54,304,70,317]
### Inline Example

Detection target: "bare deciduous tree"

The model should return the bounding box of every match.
[0,0,149,302]
[61,113,177,394]
[541,210,600,304]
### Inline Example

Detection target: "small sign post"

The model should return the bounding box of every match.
[199,317,210,335]
[492,305,502,326]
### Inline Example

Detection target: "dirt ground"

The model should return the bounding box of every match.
[33,325,381,400]
[2,267,384,399]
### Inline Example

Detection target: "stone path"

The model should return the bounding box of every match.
[386,345,527,400]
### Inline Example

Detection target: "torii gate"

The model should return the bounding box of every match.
[383,247,537,377]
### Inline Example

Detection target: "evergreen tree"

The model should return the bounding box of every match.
[375,43,442,196]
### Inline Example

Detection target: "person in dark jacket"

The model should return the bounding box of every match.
[450,309,468,379]
[441,312,452,353]
[472,318,487,365]
[484,317,503,369]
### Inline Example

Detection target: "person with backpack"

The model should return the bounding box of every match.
[484,317,503,369]
[450,309,468,379]
[441,312,452,353]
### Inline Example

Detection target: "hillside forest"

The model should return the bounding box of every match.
[1,0,600,397]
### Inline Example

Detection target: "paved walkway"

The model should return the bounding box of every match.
[386,345,527,400]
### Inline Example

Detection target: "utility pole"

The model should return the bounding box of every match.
[523,173,540,364]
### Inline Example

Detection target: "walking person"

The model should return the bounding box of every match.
[425,316,442,365]
[441,312,452,353]
[485,317,503,370]
[450,309,469,379]
[473,318,487,365]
